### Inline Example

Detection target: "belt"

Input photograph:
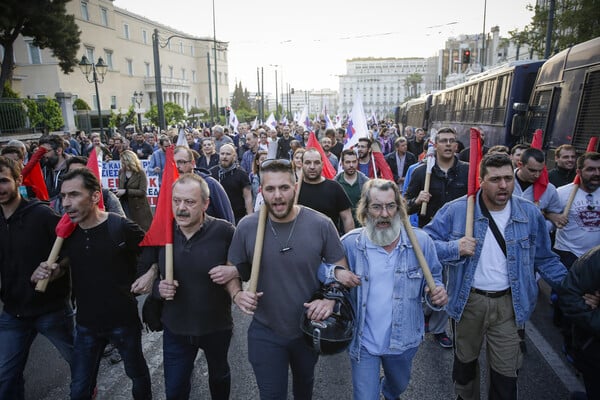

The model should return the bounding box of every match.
[470,287,511,298]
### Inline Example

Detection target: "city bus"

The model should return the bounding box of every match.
[512,36,600,158]
[428,60,544,147]
[395,94,432,133]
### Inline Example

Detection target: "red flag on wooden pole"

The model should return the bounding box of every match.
[21,146,49,201]
[86,147,104,210]
[530,129,549,203]
[562,136,599,218]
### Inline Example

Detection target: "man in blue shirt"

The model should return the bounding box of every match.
[339,179,447,400]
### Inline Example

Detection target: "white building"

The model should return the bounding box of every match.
[7,0,229,120]
[338,57,428,118]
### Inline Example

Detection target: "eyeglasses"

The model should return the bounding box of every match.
[368,203,398,214]
[175,160,192,165]
[436,138,456,145]
[587,193,595,210]
[260,159,292,170]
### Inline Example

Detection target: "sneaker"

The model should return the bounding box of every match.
[434,332,453,348]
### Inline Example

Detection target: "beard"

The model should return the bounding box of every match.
[44,153,59,168]
[364,213,402,247]
[265,196,294,220]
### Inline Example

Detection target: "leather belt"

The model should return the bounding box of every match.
[470,287,511,298]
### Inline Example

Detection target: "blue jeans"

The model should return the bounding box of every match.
[0,307,74,400]
[163,326,232,400]
[351,345,418,400]
[70,324,151,400]
[247,319,318,400]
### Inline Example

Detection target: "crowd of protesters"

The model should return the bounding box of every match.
[0,116,599,400]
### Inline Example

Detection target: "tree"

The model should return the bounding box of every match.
[145,102,185,127]
[231,81,252,111]
[108,105,136,134]
[404,73,423,100]
[73,98,91,110]
[511,0,600,57]
[0,0,81,96]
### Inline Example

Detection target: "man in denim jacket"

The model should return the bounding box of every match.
[333,179,448,400]
[424,153,567,400]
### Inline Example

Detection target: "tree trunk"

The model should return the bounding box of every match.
[0,41,15,97]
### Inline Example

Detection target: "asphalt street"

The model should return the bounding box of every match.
[23,284,585,400]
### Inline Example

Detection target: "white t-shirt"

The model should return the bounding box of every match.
[472,203,511,291]
[555,183,600,257]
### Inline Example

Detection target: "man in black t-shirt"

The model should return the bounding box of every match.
[297,148,354,234]
[34,169,151,400]
[210,143,253,224]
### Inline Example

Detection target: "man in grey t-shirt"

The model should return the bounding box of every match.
[223,159,347,399]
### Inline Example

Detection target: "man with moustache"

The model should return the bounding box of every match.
[340,179,447,400]
[0,156,73,400]
[335,149,369,227]
[385,136,417,186]
[224,159,348,399]
[320,135,339,170]
[39,134,71,201]
[210,144,253,224]
[297,148,355,234]
[424,153,567,400]
[554,152,600,268]
[130,132,153,160]
[144,174,235,399]
[32,169,151,400]
[240,131,259,175]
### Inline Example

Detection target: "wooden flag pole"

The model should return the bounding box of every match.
[420,173,432,216]
[35,238,64,292]
[248,204,268,293]
[401,216,436,293]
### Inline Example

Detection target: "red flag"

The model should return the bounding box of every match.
[574,136,599,185]
[467,128,483,196]
[23,164,49,201]
[140,146,179,246]
[55,213,77,238]
[86,147,104,211]
[371,151,395,181]
[21,146,49,201]
[305,132,336,179]
[531,129,549,202]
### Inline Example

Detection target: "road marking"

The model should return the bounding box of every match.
[526,323,585,393]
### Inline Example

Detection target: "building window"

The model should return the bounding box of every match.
[81,2,89,21]
[144,62,150,77]
[142,29,148,45]
[169,66,174,78]
[111,96,117,108]
[181,68,186,80]
[100,7,108,26]
[126,59,133,76]
[190,45,194,56]
[27,42,42,64]
[192,70,196,83]
[85,47,94,63]
[123,24,130,40]
[179,41,184,54]
[104,50,113,69]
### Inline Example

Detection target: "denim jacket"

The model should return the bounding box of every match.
[340,227,444,361]
[423,193,567,327]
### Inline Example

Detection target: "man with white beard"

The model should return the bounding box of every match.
[338,179,447,400]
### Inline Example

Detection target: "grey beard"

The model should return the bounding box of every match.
[365,213,402,247]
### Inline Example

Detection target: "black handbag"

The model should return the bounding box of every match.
[142,295,164,332]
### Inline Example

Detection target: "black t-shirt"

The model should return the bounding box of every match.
[297,179,352,229]
[63,214,144,330]
[210,166,250,224]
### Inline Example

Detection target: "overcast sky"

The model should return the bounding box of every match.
[116,0,535,94]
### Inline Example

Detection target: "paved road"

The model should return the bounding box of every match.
[25,286,584,400]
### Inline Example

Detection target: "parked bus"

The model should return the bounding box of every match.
[395,94,432,133]
[428,60,544,147]
[512,36,600,158]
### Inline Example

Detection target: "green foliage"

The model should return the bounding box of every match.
[231,82,252,111]
[23,99,43,127]
[2,84,19,98]
[512,0,600,57]
[145,102,186,127]
[40,99,64,131]
[108,105,136,133]
[0,0,81,95]
[235,108,258,123]
[73,98,91,110]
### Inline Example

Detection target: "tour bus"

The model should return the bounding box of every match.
[511,36,600,158]
[428,60,544,147]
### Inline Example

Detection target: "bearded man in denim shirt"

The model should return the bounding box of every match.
[334,179,447,400]
[424,153,567,400]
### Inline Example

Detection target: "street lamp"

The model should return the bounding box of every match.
[79,55,108,138]
[133,91,144,131]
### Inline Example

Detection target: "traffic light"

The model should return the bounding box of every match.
[462,49,471,64]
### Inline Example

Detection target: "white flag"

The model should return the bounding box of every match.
[176,128,189,148]
[229,108,239,134]
[343,91,369,150]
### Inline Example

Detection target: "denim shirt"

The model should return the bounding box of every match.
[423,193,567,327]
[340,227,444,361]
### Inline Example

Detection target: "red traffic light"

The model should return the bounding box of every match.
[462,49,471,64]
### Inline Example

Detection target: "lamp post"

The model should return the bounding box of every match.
[133,91,144,131]
[79,55,108,138]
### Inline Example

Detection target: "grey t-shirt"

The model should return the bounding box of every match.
[229,206,345,339]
